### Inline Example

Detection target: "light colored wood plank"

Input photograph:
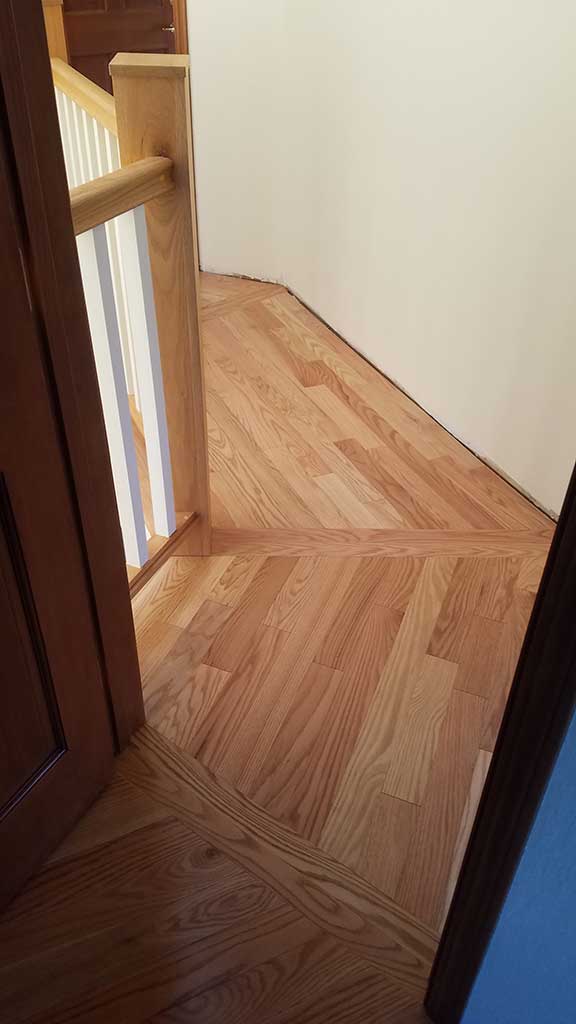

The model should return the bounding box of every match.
[235,559,366,792]
[111,54,211,549]
[208,392,323,528]
[321,557,457,870]
[481,589,535,751]
[306,384,382,448]
[119,726,438,991]
[211,527,553,559]
[206,316,345,449]
[70,157,173,235]
[144,599,233,726]
[318,440,386,502]
[362,497,411,528]
[135,617,184,684]
[264,449,353,528]
[315,472,386,527]
[395,691,486,931]
[336,439,462,529]
[356,795,419,898]
[132,555,231,640]
[204,556,298,672]
[432,454,552,531]
[198,559,361,788]
[51,59,116,134]
[315,557,394,669]
[251,605,403,843]
[207,553,266,607]
[372,557,425,612]
[200,272,284,319]
[155,663,231,750]
[453,615,506,699]
[517,552,548,592]
[440,748,492,928]
[381,655,459,805]
[428,556,521,661]
[263,556,321,631]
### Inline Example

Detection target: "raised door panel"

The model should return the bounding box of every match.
[64,0,175,93]
[0,483,62,811]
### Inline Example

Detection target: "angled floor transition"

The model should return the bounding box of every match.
[0,273,554,1023]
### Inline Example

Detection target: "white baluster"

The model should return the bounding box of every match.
[71,101,90,184]
[116,206,176,538]
[81,108,100,182]
[62,95,81,186]
[55,90,74,188]
[76,225,148,568]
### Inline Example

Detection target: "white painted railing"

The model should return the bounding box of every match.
[53,67,176,570]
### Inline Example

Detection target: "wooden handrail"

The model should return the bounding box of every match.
[70,157,174,235]
[51,57,117,135]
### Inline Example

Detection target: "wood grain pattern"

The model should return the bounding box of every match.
[42,2,68,62]
[211,527,552,558]
[51,57,116,133]
[6,272,554,1021]
[118,727,438,990]
[70,157,174,235]
[320,557,457,871]
[395,691,486,931]
[111,55,211,549]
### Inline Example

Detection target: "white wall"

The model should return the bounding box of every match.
[188,0,576,515]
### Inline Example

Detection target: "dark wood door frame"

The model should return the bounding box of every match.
[0,0,144,750]
[427,464,576,1022]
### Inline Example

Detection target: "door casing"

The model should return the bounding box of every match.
[0,0,144,752]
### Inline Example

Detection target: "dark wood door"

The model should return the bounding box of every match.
[0,113,115,909]
[64,0,175,91]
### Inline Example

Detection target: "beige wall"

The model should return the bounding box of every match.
[188,0,576,515]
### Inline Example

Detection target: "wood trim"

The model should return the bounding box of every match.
[172,0,189,54]
[109,53,189,78]
[128,512,199,597]
[70,157,174,235]
[426,465,576,1022]
[42,0,67,62]
[0,1,143,749]
[211,527,553,559]
[51,57,117,134]
[110,53,211,553]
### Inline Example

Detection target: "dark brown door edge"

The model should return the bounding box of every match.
[0,0,144,749]
[426,463,576,1023]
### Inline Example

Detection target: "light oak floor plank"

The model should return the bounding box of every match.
[6,273,554,1023]
[211,527,552,558]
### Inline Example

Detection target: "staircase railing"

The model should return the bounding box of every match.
[49,51,211,587]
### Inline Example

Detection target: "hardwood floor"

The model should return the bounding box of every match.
[0,273,554,1022]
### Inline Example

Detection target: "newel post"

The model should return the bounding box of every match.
[42,0,68,61]
[109,54,211,555]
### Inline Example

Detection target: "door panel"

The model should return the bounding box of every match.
[0,109,114,908]
[64,0,175,92]
[0,482,63,810]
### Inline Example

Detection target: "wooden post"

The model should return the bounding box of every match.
[109,54,211,555]
[42,0,68,62]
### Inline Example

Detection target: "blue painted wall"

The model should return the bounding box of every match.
[461,709,576,1024]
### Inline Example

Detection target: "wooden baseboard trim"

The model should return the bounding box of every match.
[129,513,203,598]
